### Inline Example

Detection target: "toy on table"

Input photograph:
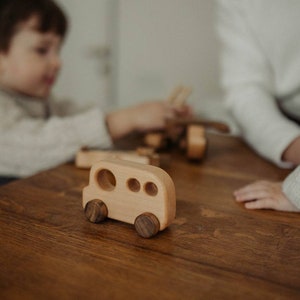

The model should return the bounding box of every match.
[144,116,230,161]
[143,85,192,150]
[82,159,176,238]
[143,85,230,161]
[167,117,230,160]
[75,147,161,169]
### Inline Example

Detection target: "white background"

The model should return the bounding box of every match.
[54,0,230,125]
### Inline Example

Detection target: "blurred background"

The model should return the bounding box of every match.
[54,0,233,129]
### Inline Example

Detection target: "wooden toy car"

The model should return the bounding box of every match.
[144,117,230,161]
[142,85,230,161]
[82,159,176,238]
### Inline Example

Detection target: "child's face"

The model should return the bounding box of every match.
[0,16,63,99]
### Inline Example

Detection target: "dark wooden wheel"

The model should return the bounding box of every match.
[134,212,160,238]
[85,199,108,223]
[186,125,207,160]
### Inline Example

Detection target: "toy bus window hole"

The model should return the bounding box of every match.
[97,169,116,191]
[144,182,158,196]
[127,178,141,192]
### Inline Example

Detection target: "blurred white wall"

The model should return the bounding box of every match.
[53,0,113,111]
[115,0,222,109]
[54,0,231,126]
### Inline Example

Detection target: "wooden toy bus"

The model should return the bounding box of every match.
[82,159,176,238]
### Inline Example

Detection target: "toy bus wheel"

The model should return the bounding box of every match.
[85,199,108,223]
[134,212,160,238]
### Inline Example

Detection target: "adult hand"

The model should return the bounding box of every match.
[234,180,300,212]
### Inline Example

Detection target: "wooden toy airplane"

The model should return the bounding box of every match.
[83,159,176,238]
[143,85,230,161]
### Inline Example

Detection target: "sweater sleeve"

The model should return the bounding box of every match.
[216,0,300,168]
[282,166,300,209]
[0,101,112,177]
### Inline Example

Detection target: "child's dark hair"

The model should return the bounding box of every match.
[0,0,68,52]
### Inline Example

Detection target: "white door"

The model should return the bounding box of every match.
[53,0,115,111]
[114,0,223,116]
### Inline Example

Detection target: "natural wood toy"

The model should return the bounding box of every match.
[76,147,160,169]
[144,117,230,161]
[83,159,176,238]
[143,85,229,161]
[143,85,192,149]
[166,85,192,107]
[186,124,207,160]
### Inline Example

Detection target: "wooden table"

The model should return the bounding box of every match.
[0,133,299,299]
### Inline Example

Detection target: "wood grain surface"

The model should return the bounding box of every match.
[0,133,299,299]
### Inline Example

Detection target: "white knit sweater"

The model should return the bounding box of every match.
[216,0,300,208]
[216,0,300,167]
[0,89,112,177]
[283,166,300,209]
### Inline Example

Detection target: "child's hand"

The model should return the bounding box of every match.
[233,180,300,212]
[106,100,193,140]
[132,100,193,132]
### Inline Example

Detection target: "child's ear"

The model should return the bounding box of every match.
[0,52,6,72]
[0,50,10,76]
[0,53,3,71]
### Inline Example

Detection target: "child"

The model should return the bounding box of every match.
[0,0,192,183]
[216,0,300,212]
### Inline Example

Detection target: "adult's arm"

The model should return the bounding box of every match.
[216,0,300,167]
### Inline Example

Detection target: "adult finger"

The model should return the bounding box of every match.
[244,198,275,210]
[234,186,270,202]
